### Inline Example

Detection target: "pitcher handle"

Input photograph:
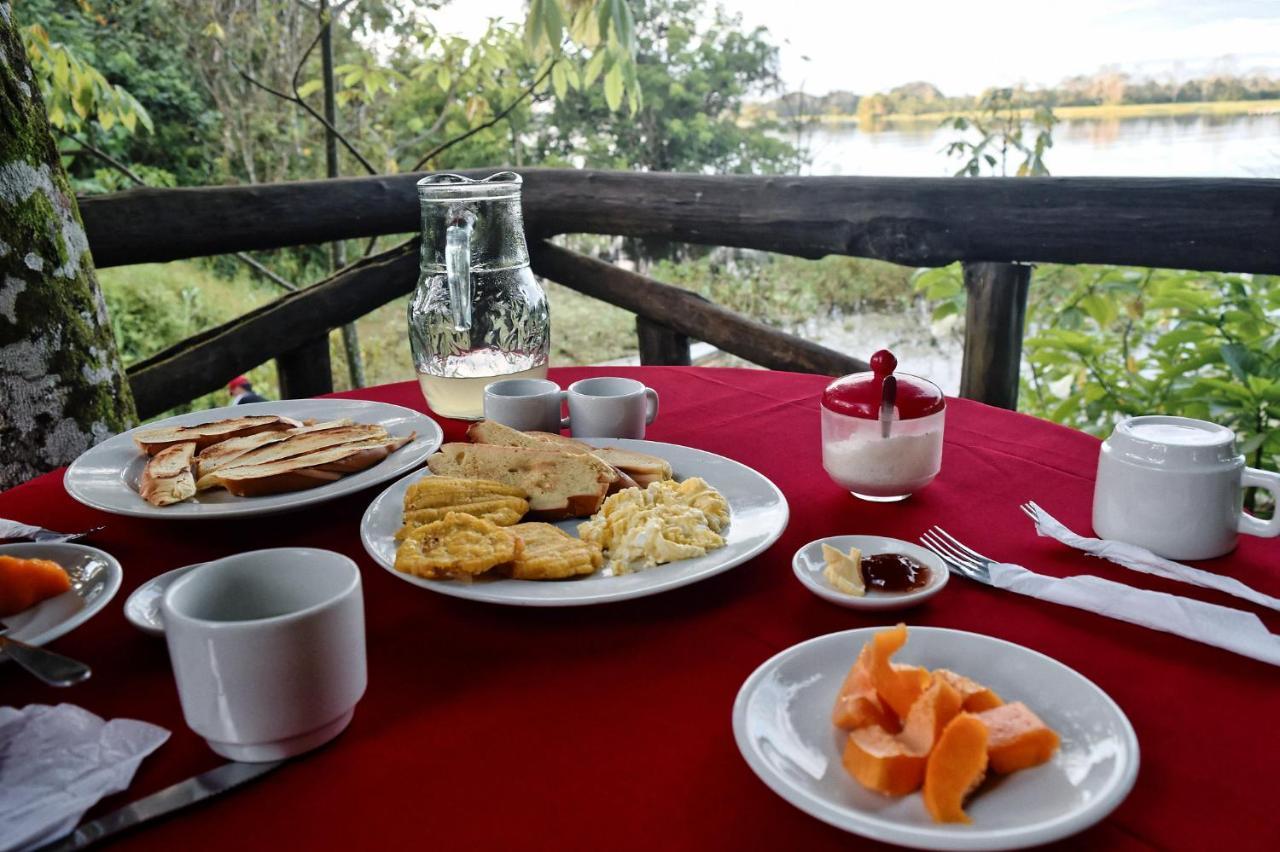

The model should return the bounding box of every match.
[1239,467,1280,538]
[446,207,475,331]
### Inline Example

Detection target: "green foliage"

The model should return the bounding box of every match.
[22,22,153,137]
[914,264,1280,483]
[533,0,800,174]
[942,88,1057,177]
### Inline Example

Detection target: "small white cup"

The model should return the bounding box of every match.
[566,377,659,439]
[483,378,568,433]
[1093,415,1280,560]
[162,548,367,762]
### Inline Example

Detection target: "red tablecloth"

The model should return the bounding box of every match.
[2,367,1277,851]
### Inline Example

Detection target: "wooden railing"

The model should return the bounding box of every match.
[76,169,1280,419]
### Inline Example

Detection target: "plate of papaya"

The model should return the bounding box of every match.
[732,625,1138,850]
[0,543,123,654]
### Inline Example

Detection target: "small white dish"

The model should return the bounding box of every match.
[360,439,789,607]
[124,562,203,636]
[0,542,123,654]
[793,535,947,611]
[733,627,1140,850]
[64,398,442,520]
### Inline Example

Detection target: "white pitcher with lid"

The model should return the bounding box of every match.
[1092,415,1280,560]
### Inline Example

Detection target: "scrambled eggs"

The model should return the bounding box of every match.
[578,477,729,573]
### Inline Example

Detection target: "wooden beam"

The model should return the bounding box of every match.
[529,241,869,377]
[126,241,418,418]
[636,317,692,366]
[276,337,334,399]
[959,261,1032,409]
[80,170,1280,274]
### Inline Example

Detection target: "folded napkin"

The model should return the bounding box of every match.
[1028,504,1280,613]
[0,704,169,852]
[0,520,43,540]
[988,562,1280,666]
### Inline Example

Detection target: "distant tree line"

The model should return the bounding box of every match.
[766,70,1280,120]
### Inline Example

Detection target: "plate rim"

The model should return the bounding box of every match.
[123,561,204,636]
[731,626,1140,851]
[63,398,442,520]
[0,542,123,649]
[792,535,949,611]
[359,438,790,607]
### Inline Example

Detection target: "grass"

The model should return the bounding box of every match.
[807,98,1280,126]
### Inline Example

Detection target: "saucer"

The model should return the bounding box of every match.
[123,562,203,635]
[792,535,947,611]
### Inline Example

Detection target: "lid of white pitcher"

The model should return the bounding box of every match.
[822,349,945,420]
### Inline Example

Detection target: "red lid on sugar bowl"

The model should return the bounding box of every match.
[822,349,946,420]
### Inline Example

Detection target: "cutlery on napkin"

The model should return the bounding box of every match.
[1024,501,1280,612]
[0,704,169,852]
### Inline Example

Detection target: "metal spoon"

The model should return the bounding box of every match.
[0,629,91,686]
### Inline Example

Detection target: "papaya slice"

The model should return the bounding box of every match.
[974,702,1060,774]
[0,555,71,617]
[899,677,963,754]
[843,726,927,796]
[867,624,930,720]
[832,642,899,732]
[922,714,989,824]
[933,668,1003,712]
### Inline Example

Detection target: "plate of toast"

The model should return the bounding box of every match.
[359,421,789,606]
[64,399,441,519]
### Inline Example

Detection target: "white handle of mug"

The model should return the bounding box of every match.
[558,390,571,430]
[1238,467,1280,538]
[644,388,659,425]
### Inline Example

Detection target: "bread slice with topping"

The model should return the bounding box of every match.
[426,442,616,520]
[140,441,198,506]
[589,446,673,486]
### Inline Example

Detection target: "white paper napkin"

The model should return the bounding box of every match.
[0,704,170,852]
[1027,504,1280,612]
[988,562,1280,666]
[0,520,43,540]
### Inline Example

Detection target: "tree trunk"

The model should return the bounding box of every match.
[0,8,137,489]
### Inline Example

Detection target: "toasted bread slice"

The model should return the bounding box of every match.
[205,442,394,497]
[466,422,638,494]
[590,446,673,486]
[426,443,615,520]
[139,441,198,506]
[193,419,369,480]
[133,415,302,455]
[525,431,595,452]
[194,424,392,489]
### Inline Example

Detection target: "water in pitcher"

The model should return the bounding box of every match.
[416,358,548,420]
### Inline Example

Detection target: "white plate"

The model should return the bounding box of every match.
[123,562,203,636]
[360,439,789,606]
[64,399,442,519]
[732,627,1139,850]
[0,543,123,655]
[793,535,948,611]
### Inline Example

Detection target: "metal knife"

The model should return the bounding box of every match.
[37,760,286,851]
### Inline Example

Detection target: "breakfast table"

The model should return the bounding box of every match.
[2,366,1277,851]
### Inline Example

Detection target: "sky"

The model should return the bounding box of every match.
[431,0,1280,96]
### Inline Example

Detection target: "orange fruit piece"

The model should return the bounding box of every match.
[832,641,899,733]
[899,677,963,754]
[0,555,72,617]
[973,701,1061,774]
[867,623,931,720]
[922,714,989,824]
[933,668,1004,712]
[843,726,927,796]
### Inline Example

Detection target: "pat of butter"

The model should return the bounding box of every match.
[822,543,865,596]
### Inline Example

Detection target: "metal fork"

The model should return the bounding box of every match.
[1019,501,1046,523]
[0,558,104,687]
[919,526,997,583]
[0,519,106,543]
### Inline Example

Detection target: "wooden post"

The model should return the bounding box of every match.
[959,261,1032,410]
[636,317,691,366]
[276,337,334,399]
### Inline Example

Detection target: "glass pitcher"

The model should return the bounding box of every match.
[409,172,550,419]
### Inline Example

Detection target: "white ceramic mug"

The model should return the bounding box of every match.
[1092,415,1280,560]
[483,378,568,432]
[566,377,659,439]
[162,548,367,762]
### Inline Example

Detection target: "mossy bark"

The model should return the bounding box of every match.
[0,3,137,489]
